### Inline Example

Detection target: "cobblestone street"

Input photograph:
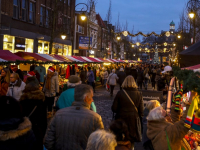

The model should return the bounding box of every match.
[93,82,150,150]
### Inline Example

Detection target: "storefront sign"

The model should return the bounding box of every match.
[79,36,92,50]
[15,37,25,50]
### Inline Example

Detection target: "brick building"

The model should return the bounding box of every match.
[0,0,75,55]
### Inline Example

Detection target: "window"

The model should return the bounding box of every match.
[13,0,19,19]
[40,6,44,25]
[29,2,35,23]
[22,0,26,21]
[68,0,70,6]
[77,25,84,34]
[46,9,50,27]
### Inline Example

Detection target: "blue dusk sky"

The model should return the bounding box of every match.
[76,0,188,37]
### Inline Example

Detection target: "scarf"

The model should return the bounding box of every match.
[45,72,54,90]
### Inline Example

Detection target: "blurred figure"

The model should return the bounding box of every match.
[7,73,26,100]
[102,68,109,86]
[0,96,36,150]
[86,130,117,150]
[43,66,59,116]
[143,68,150,90]
[130,65,138,82]
[151,68,157,90]
[20,79,47,150]
[16,69,24,81]
[87,67,95,93]
[80,67,86,84]
[142,100,160,150]
[107,69,119,97]
[112,76,144,144]
[137,67,144,90]
[117,68,126,90]
[0,68,10,96]
[110,120,132,150]
[45,84,104,150]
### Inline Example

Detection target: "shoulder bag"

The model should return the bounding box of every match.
[123,89,142,142]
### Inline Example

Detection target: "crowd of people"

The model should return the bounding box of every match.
[0,63,198,150]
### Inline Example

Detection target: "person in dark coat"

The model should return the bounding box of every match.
[151,68,157,90]
[0,96,36,150]
[80,67,86,84]
[125,65,130,76]
[137,67,144,90]
[117,68,126,90]
[142,100,160,150]
[112,75,144,144]
[130,65,137,82]
[20,80,47,150]
[110,119,132,150]
[16,69,24,81]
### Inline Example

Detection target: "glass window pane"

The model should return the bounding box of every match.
[13,0,18,5]
[22,0,26,8]
[40,7,43,15]
[30,2,33,11]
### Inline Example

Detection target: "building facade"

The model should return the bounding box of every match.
[0,0,75,56]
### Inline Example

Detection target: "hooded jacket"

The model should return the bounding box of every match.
[43,72,59,97]
[147,105,191,150]
[20,89,47,150]
[6,79,26,100]
[44,101,104,150]
[0,117,36,150]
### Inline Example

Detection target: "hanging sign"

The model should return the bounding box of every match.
[79,36,92,50]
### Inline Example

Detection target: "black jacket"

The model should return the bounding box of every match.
[112,88,144,142]
[20,90,47,150]
[137,70,144,82]
[130,68,137,80]
[0,117,36,150]
[157,77,166,91]
[125,67,131,76]
[80,71,86,84]
[117,71,126,85]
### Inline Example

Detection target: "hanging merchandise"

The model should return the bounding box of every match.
[65,65,70,79]
[185,95,200,133]
[172,89,183,111]
[19,64,31,71]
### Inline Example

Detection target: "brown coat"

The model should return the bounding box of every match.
[0,81,9,96]
[147,105,190,150]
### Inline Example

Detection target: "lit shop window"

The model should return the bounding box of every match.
[38,40,49,54]
[25,39,33,52]
[3,35,15,52]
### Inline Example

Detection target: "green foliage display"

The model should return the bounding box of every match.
[173,66,200,94]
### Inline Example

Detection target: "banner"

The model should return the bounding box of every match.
[79,36,92,50]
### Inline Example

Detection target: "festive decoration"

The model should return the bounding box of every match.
[172,66,200,95]
[122,31,128,36]
[165,31,170,37]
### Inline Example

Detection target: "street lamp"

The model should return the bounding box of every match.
[61,34,66,40]
[81,15,86,21]
[132,44,135,48]
[117,36,121,41]
[189,12,195,19]
[173,43,176,46]
[177,35,181,39]
[136,42,140,46]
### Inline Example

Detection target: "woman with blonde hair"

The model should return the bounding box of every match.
[0,68,10,96]
[112,75,144,145]
[142,100,160,150]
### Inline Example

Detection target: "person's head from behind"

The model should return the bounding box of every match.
[112,69,115,73]
[121,75,138,89]
[147,106,166,121]
[1,68,10,83]
[10,73,19,83]
[86,130,117,150]
[74,84,93,105]
[88,67,91,71]
[0,96,22,120]
[146,100,160,111]
[109,119,130,142]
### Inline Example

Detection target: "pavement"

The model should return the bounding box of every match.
[93,82,154,150]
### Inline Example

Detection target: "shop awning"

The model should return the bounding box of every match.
[72,56,87,62]
[51,54,72,62]
[15,52,49,62]
[97,58,110,63]
[118,60,125,63]
[0,58,7,62]
[81,57,93,62]
[107,59,115,62]
[94,58,103,62]
[65,56,82,62]
[0,50,25,61]
[86,57,102,63]
[37,53,60,62]
[182,64,200,70]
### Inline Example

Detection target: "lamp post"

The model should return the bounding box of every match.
[61,34,66,55]
[189,11,196,43]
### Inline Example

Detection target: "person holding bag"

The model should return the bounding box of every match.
[112,75,144,147]
[107,69,118,97]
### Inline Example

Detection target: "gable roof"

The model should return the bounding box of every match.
[96,14,107,28]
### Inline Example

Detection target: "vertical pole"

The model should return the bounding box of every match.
[0,0,1,29]
[73,15,77,56]
[193,17,196,43]
[87,17,89,57]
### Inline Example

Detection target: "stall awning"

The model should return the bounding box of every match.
[51,54,72,62]
[15,52,49,61]
[183,64,200,70]
[0,58,7,62]
[94,58,103,62]
[118,60,125,63]
[72,56,87,62]
[97,58,110,63]
[81,57,93,62]
[86,57,102,62]
[0,50,25,61]
[107,59,115,62]
[37,53,60,62]
[65,56,82,62]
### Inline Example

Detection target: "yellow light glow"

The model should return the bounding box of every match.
[4,37,8,42]
[136,42,140,46]
[61,35,66,40]
[132,45,135,48]
[164,42,167,46]
[81,15,86,21]
[189,12,195,19]
[178,35,181,39]
[103,63,111,66]
[117,36,121,40]
[139,48,141,51]
[173,43,176,46]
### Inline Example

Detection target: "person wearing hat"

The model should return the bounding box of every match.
[43,66,59,116]
[56,75,96,112]
[117,67,126,90]
[0,96,36,150]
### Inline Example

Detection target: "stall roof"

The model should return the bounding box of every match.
[0,58,7,62]
[81,57,93,62]
[93,58,103,62]
[65,56,82,62]
[183,64,200,70]
[97,58,110,63]
[107,59,115,62]
[72,56,87,62]
[0,50,25,61]
[82,57,102,63]
[51,54,72,62]
[15,52,49,61]
[37,53,60,62]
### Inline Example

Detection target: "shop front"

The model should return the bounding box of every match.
[3,35,34,53]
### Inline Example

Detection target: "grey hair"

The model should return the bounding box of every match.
[121,75,138,89]
[86,130,117,150]
[74,84,93,102]
[147,106,165,121]
[112,69,115,73]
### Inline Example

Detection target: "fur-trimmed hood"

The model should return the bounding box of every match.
[20,90,45,102]
[0,117,32,141]
[67,81,82,88]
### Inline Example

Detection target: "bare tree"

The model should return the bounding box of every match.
[105,0,112,24]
